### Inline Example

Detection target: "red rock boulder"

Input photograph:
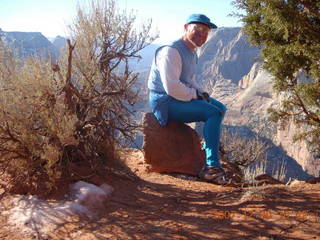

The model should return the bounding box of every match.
[142,113,205,176]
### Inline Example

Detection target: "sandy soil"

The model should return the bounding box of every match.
[0,149,319,240]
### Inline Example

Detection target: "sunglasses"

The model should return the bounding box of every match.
[189,23,210,35]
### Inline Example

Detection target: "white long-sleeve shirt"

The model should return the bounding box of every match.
[156,46,201,101]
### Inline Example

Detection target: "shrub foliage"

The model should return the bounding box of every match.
[0,0,157,192]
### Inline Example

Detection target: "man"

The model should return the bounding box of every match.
[147,14,227,184]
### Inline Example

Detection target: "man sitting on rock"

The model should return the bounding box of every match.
[147,14,228,184]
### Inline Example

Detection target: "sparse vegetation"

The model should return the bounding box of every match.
[221,128,270,167]
[221,128,288,183]
[242,160,267,183]
[242,158,287,184]
[0,0,157,193]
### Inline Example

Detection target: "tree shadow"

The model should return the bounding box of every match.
[50,170,320,240]
[3,150,318,240]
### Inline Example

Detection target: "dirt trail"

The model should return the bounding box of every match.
[0,149,319,240]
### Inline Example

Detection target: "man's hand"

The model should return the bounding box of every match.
[196,90,210,102]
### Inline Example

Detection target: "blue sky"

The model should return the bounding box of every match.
[0,0,242,43]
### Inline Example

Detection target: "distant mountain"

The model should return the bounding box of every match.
[197,27,261,88]
[0,29,157,71]
[131,43,159,72]
[1,30,59,59]
[52,35,67,52]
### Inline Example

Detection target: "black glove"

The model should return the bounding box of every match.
[196,90,210,102]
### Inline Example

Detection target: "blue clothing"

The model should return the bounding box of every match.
[167,97,226,167]
[148,39,198,95]
[147,39,227,167]
[148,91,173,126]
[148,39,198,125]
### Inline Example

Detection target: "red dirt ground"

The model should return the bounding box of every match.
[0,149,319,240]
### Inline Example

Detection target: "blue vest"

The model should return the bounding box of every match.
[147,39,198,125]
[148,39,197,92]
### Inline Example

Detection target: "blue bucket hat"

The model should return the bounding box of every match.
[186,14,217,29]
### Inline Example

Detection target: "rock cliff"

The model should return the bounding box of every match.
[2,31,59,59]
[197,29,318,177]
[197,27,260,88]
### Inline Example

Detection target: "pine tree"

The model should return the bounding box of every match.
[232,0,320,155]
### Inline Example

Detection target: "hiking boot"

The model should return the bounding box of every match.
[198,166,228,185]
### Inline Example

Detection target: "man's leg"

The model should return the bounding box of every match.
[167,98,227,167]
[203,97,227,166]
[207,97,227,118]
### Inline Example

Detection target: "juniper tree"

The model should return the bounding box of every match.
[232,0,320,155]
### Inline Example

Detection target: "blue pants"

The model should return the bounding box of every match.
[167,97,227,167]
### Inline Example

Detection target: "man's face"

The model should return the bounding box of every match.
[184,23,210,48]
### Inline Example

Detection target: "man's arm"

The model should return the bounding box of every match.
[156,46,197,101]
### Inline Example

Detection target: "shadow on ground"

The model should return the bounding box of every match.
[52,170,320,240]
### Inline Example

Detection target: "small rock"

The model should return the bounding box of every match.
[289,179,305,186]
[305,177,320,184]
[254,174,283,185]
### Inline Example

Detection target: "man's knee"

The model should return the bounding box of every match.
[209,97,227,112]
[221,105,227,115]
